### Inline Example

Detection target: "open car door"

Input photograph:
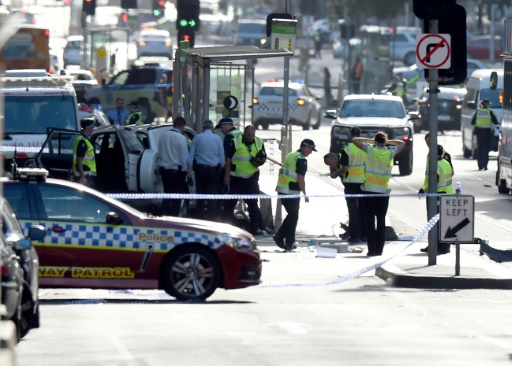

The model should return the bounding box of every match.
[34,128,81,180]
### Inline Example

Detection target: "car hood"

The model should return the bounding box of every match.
[142,215,254,239]
[335,117,409,128]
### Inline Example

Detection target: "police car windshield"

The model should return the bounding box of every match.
[480,89,502,108]
[4,95,78,134]
[339,100,406,118]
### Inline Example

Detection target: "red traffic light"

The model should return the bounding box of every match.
[122,13,128,23]
[158,0,165,6]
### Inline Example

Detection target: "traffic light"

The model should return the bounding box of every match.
[178,30,195,48]
[121,0,137,10]
[413,0,455,20]
[176,0,200,31]
[82,0,96,16]
[152,0,165,18]
[423,4,467,85]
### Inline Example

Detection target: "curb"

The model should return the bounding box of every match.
[376,263,512,290]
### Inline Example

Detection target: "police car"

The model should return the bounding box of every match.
[252,79,323,130]
[1,71,80,172]
[85,63,173,124]
[1,168,262,301]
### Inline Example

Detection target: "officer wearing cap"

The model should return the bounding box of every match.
[471,98,499,171]
[274,139,316,251]
[126,101,143,126]
[73,118,97,187]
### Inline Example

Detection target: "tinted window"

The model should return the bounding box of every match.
[125,69,158,85]
[37,184,112,223]
[4,95,79,134]
[3,184,32,220]
[238,23,265,33]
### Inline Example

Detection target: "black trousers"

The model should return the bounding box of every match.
[344,183,366,240]
[194,164,220,221]
[362,195,389,255]
[275,196,300,246]
[160,168,188,216]
[475,127,492,170]
[223,173,263,231]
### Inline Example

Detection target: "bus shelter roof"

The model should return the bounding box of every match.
[182,46,293,67]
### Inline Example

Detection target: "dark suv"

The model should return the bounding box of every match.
[324,94,417,176]
[85,63,173,123]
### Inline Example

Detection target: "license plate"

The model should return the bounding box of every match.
[438,115,451,121]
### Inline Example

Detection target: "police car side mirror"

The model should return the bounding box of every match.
[106,212,123,225]
[28,225,46,241]
[490,71,498,90]
[15,238,32,251]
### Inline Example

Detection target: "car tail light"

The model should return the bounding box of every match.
[139,41,146,46]
[419,101,429,108]
[1,263,6,277]
[456,104,462,110]
[253,97,259,105]
[297,98,306,106]
[165,41,172,47]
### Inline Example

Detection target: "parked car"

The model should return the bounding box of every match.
[414,86,466,131]
[392,59,487,84]
[324,94,417,176]
[467,35,502,60]
[67,69,98,103]
[1,168,262,301]
[252,79,323,130]
[63,35,83,68]
[78,103,111,127]
[136,29,173,59]
[85,63,173,123]
[0,196,45,341]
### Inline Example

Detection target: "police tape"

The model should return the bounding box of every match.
[107,192,448,200]
[256,213,440,289]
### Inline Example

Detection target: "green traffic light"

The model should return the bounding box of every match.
[189,20,195,27]
[153,9,161,16]
[179,19,188,27]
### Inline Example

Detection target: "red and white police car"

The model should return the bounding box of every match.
[2,168,262,301]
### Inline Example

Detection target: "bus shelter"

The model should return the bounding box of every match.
[172,46,293,133]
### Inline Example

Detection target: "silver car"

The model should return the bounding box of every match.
[136,30,173,59]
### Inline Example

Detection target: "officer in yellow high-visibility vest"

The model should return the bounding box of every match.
[223,124,267,235]
[274,139,316,251]
[418,144,454,255]
[352,132,405,257]
[471,99,499,171]
[323,127,368,244]
[73,118,97,188]
[125,101,143,125]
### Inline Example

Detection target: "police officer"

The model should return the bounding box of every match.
[223,124,266,235]
[471,99,499,171]
[218,117,242,193]
[419,144,454,255]
[126,101,143,126]
[323,127,367,244]
[274,139,316,251]
[106,97,129,126]
[352,132,405,256]
[73,118,97,188]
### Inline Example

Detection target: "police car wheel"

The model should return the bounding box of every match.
[162,247,221,301]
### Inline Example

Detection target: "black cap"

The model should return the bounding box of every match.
[215,117,234,128]
[301,139,317,151]
[437,144,444,156]
[80,118,95,129]
[127,101,139,108]
[481,99,490,105]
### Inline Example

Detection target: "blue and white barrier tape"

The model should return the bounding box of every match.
[107,192,447,200]
[256,213,440,289]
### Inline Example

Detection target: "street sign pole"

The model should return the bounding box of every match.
[427,20,439,266]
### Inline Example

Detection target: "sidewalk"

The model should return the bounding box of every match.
[256,168,512,290]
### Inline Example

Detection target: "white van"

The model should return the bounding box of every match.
[1,72,80,172]
[460,68,503,158]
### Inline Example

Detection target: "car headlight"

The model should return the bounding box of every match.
[218,233,255,251]
[392,127,411,142]
[332,125,351,140]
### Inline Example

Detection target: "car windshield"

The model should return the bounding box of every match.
[480,89,502,108]
[4,95,78,134]
[339,100,406,118]
[238,23,265,33]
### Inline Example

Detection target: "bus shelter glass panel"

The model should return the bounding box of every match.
[209,64,249,129]
[358,26,391,94]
